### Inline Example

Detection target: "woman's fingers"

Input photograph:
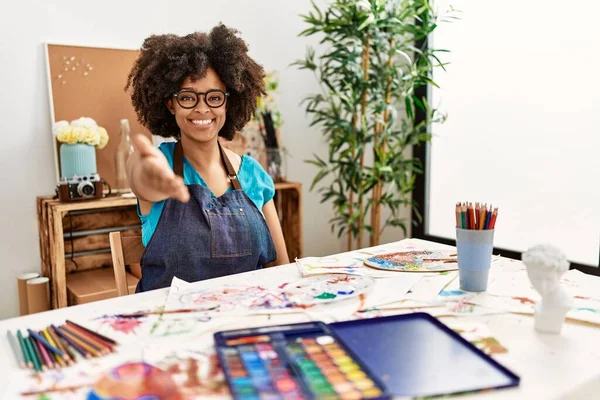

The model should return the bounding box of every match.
[144,157,190,202]
[131,132,157,157]
[132,133,189,202]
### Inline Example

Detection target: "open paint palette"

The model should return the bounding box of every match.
[284,274,374,306]
[215,313,520,399]
[215,322,388,399]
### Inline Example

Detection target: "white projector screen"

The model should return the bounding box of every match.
[426,0,600,266]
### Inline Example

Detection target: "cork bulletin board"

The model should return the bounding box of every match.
[45,43,152,191]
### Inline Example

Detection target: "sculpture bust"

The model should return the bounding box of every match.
[522,244,573,334]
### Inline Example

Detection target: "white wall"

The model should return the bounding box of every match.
[0,1,407,318]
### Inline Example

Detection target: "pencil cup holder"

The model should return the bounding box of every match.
[456,228,495,292]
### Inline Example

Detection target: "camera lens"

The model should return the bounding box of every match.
[77,181,95,197]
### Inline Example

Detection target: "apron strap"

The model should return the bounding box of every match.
[173,141,242,191]
[173,141,184,178]
[218,141,243,191]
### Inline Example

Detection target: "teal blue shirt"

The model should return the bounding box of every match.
[139,142,275,246]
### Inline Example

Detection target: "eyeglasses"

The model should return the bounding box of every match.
[173,89,229,109]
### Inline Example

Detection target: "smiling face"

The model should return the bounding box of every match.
[167,68,227,144]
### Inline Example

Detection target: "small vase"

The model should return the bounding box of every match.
[60,143,97,179]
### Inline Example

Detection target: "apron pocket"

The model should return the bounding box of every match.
[206,206,252,258]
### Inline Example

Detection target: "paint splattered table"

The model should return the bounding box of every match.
[1,239,599,399]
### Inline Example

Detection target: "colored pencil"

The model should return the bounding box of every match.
[52,325,89,358]
[34,335,54,369]
[468,203,475,230]
[455,203,460,228]
[65,322,114,352]
[57,335,77,363]
[7,330,25,368]
[489,207,498,229]
[42,329,66,367]
[484,207,492,229]
[66,320,118,346]
[479,204,486,230]
[21,334,35,370]
[60,325,106,355]
[48,325,74,364]
[17,330,33,369]
[27,329,64,358]
[25,336,42,372]
[457,201,499,230]
[55,326,91,358]
[57,326,100,357]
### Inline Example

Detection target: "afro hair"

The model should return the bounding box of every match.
[125,24,265,140]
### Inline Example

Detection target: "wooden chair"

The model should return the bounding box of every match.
[109,232,144,296]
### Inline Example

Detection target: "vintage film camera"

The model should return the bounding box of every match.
[57,174,104,202]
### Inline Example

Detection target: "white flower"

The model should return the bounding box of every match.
[53,120,70,136]
[70,117,98,129]
[54,117,109,149]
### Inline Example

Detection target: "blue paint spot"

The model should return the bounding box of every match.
[439,289,467,297]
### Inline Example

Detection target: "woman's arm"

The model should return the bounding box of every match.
[262,199,290,266]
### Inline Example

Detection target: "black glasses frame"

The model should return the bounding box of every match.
[173,89,230,109]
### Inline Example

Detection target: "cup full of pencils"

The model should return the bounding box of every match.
[455,202,498,292]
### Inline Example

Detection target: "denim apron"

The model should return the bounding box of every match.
[136,141,277,292]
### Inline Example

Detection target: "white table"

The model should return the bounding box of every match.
[1,239,599,399]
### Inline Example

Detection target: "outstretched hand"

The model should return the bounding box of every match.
[130,133,189,203]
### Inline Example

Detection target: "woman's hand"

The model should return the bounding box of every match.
[127,133,189,204]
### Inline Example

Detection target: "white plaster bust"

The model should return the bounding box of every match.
[522,244,573,334]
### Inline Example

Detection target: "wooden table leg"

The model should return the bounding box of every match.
[50,209,68,308]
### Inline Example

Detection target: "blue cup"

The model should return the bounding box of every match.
[455,228,495,292]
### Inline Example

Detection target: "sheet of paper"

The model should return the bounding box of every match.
[445,320,509,355]
[358,274,423,310]
[404,271,459,302]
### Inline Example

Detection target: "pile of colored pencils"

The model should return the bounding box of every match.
[456,202,498,230]
[5,320,118,372]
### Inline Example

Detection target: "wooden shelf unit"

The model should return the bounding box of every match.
[37,182,302,308]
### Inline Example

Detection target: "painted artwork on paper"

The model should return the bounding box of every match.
[448,321,508,356]
[165,285,295,315]
[295,256,365,276]
[15,347,230,399]
[88,362,183,399]
[364,250,459,272]
[283,274,374,306]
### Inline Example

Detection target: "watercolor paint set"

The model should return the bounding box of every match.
[215,322,389,400]
[215,313,520,399]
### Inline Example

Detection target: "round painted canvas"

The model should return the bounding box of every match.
[364,250,459,272]
[283,274,375,305]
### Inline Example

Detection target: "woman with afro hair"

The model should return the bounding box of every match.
[125,24,288,292]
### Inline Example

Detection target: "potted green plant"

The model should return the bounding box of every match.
[295,0,448,250]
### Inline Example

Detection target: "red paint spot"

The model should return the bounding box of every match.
[512,296,535,305]
[105,318,143,334]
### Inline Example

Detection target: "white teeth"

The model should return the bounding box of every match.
[191,119,213,126]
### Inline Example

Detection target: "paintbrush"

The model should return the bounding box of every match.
[21,384,91,396]
[116,307,219,318]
